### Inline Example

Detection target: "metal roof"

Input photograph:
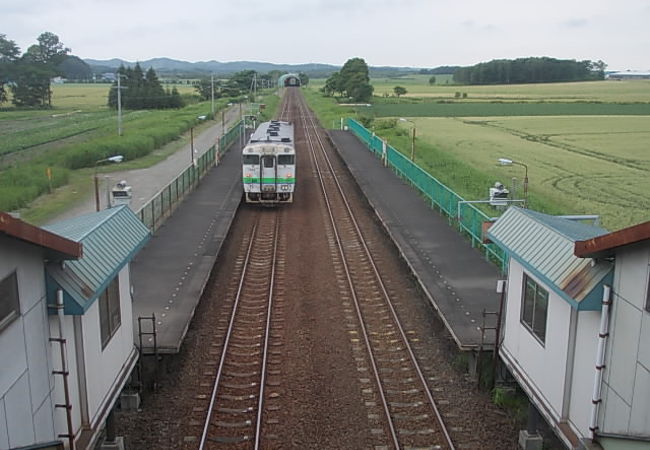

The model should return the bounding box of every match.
[248,120,294,145]
[0,212,81,260]
[43,205,151,315]
[487,207,612,311]
[575,220,650,258]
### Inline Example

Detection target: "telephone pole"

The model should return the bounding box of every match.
[211,74,215,115]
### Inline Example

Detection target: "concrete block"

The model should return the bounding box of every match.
[99,436,125,450]
[518,430,543,450]
[120,390,140,411]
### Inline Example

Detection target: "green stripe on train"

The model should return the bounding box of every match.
[243,178,296,183]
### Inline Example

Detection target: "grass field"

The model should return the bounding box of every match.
[398,116,650,230]
[303,79,650,231]
[0,83,277,219]
[309,77,650,103]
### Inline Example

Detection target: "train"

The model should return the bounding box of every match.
[242,120,296,204]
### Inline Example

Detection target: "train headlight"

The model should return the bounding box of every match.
[280,185,289,191]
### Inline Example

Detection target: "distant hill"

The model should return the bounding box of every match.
[84,57,425,78]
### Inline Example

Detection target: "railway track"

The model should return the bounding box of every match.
[295,89,456,450]
[194,211,283,449]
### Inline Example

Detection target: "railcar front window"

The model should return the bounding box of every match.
[278,155,294,165]
[263,155,274,168]
[243,155,259,165]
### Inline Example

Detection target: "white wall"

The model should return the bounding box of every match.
[0,237,56,449]
[502,260,572,423]
[601,242,650,438]
[568,310,600,437]
[80,267,136,429]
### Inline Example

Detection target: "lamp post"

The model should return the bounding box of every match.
[399,118,416,161]
[498,158,528,208]
[94,155,124,211]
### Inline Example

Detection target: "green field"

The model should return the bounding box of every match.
[0,83,276,221]
[303,79,650,231]
[310,76,650,103]
[399,116,650,230]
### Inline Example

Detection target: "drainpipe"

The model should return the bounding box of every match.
[54,289,75,450]
[589,284,611,440]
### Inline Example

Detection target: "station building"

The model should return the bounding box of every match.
[0,205,150,449]
[488,207,650,450]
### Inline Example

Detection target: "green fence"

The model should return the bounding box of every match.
[136,120,244,232]
[346,118,507,271]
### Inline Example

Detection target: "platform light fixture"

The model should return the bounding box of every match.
[95,155,124,211]
[498,158,528,208]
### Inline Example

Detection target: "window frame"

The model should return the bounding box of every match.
[520,273,549,345]
[0,271,20,333]
[278,154,294,165]
[99,276,121,349]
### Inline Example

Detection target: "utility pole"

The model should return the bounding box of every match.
[117,74,123,136]
[211,74,215,116]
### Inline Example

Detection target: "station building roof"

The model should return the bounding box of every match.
[1,211,82,260]
[488,207,612,311]
[44,205,150,315]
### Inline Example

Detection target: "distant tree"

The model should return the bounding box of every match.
[230,70,256,91]
[0,34,20,104]
[428,76,436,85]
[108,64,183,109]
[11,32,70,107]
[58,55,92,81]
[298,72,309,86]
[194,78,221,101]
[323,57,373,102]
[453,57,607,85]
[321,72,342,97]
[393,86,407,97]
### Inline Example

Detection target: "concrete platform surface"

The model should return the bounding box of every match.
[130,139,243,353]
[329,130,501,350]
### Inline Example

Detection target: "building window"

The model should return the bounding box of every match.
[0,271,20,332]
[521,274,548,344]
[99,276,121,349]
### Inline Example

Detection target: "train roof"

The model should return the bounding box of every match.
[249,120,294,144]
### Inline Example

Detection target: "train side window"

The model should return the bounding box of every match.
[243,155,259,165]
[263,155,275,168]
[278,155,294,165]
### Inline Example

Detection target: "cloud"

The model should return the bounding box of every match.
[562,18,589,28]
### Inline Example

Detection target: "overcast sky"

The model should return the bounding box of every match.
[3,0,649,70]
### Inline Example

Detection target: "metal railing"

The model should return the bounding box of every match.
[136,120,244,232]
[346,118,507,271]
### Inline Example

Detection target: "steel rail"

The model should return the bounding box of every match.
[298,94,456,450]
[198,215,279,449]
[296,99,401,449]
[254,216,280,449]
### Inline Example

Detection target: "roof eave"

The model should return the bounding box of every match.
[0,212,82,259]
[575,221,650,258]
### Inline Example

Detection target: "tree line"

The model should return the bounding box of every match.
[108,63,183,109]
[453,57,606,85]
[321,57,373,102]
[0,32,72,107]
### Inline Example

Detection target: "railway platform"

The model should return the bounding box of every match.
[130,138,243,354]
[328,130,501,351]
